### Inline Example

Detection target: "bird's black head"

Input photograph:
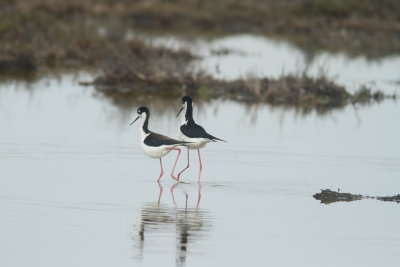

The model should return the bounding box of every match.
[130,106,149,126]
[181,96,192,105]
[176,96,193,117]
[137,106,149,115]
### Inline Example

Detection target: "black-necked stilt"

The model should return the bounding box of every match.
[131,106,189,182]
[176,96,226,182]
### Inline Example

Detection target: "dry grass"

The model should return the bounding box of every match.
[91,61,393,113]
[221,75,350,105]
[91,44,200,90]
[1,0,397,112]
[1,0,399,72]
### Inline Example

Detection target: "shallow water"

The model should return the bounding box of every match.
[1,35,400,266]
[146,33,400,93]
[1,72,399,267]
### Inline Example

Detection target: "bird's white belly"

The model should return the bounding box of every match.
[178,132,211,149]
[141,143,173,158]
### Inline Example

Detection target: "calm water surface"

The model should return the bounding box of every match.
[1,36,400,267]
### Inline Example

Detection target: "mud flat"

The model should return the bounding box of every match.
[90,66,395,114]
[314,189,400,204]
[1,0,399,72]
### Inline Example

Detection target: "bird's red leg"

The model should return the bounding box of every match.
[166,148,181,181]
[157,158,164,182]
[177,147,190,179]
[197,149,203,182]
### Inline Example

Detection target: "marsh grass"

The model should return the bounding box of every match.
[1,0,399,72]
[1,0,397,112]
[118,0,400,56]
[92,43,198,90]
[91,60,393,114]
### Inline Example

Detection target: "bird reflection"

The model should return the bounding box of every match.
[134,183,209,267]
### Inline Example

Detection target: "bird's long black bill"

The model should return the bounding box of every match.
[130,116,139,125]
[176,107,184,117]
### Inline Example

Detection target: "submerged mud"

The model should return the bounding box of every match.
[313,189,400,204]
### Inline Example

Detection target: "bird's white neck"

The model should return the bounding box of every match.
[181,114,188,126]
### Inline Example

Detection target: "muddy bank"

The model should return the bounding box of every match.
[89,65,395,114]
[1,0,399,73]
[313,189,400,204]
[1,0,398,112]
[126,0,400,57]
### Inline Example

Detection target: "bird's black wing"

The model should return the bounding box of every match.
[180,122,208,138]
[144,132,188,147]
[181,122,226,142]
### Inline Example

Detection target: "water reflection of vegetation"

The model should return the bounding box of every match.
[134,183,209,267]
[0,68,85,85]
[0,69,393,118]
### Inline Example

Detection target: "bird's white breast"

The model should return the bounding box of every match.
[141,143,173,158]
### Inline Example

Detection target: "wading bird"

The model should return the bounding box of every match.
[176,96,226,182]
[131,106,189,182]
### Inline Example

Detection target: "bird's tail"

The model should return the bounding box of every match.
[170,140,193,147]
[206,133,227,142]
[180,141,194,146]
